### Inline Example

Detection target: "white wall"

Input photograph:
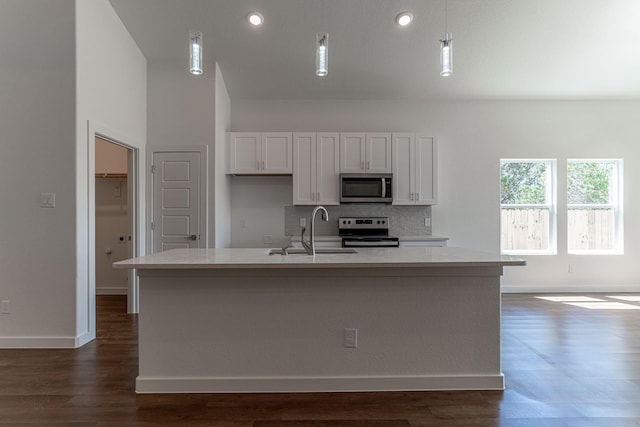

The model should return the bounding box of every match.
[76,0,147,344]
[95,137,128,174]
[0,0,77,345]
[148,60,232,247]
[231,99,640,291]
[214,63,232,248]
[230,176,293,248]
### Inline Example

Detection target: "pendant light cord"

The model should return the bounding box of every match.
[445,0,448,34]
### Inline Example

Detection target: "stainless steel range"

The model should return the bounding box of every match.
[339,217,400,248]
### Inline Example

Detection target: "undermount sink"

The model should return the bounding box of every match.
[266,247,358,255]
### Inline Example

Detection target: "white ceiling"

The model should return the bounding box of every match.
[108,0,640,101]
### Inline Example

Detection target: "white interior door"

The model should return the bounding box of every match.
[152,151,202,253]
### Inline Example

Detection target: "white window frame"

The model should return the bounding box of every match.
[500,159,557,255]
[567,159,623,255]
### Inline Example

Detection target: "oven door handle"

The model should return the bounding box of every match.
[342,240,400,248]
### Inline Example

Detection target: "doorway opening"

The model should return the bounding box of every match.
[95,137,133,301]
[92,134,139,315]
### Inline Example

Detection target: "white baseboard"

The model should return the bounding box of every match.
[0,331,95,349]
[96,286,127,295]
[136,374,505,394]
[502,283,640,293]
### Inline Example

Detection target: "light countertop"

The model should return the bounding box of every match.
[114,247,524,270]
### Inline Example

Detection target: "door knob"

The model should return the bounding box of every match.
[185,234,197,241]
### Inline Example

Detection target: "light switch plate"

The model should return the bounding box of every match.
[40,193,55,208]
[424,217,431,227]
[344,328,358,348]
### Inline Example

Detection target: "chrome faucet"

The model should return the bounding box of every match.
[301,206,329,255]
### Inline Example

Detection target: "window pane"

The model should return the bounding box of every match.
[567,161,615,204]
[568,208,615,251]
[501,208,550,251]
[500,162,549,204]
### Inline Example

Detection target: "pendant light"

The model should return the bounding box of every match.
[189,29,203,75]
[439,0,452,77]
[316,32,329,77]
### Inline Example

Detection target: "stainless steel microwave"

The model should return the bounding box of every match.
[340,173,393,204]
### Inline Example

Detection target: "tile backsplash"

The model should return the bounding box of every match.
[284,205,432,237]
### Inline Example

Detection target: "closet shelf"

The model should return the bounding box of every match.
[95,173,127,179]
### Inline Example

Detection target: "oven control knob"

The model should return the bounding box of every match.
[382,220,386,224]
[377,220,381,224]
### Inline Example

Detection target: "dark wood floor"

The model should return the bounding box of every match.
[1,294,640,426]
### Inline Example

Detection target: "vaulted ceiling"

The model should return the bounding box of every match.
[109,0,640,101]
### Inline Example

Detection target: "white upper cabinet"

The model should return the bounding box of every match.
[293,132,340,205]
[339,133,366,173]
[366,133,392,173]
[392,133,437,205]
[229,132,292,174]
[392,133,414,205]
[340,132,392,173]
[262,133,293,173]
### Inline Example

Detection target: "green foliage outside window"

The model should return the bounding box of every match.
[567,161,613,204]
[500,162,548,204]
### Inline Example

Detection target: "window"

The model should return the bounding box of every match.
[500,159,556,254]
[567,159,623,254]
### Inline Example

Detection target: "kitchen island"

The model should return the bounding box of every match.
[115,247,524,394]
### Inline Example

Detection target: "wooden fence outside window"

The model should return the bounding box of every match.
[501,208,614,251]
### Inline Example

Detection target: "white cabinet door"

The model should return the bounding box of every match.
[392,133,437,205]
[316,132,340,205]
[340,133,366,173]
[293,132,316,205]
[340,133,391,173]
[415,135,437,205]
[366,133,392,173]
[392,133,415,205]
[293,132,339,205]
[229,133,261,174]
[262,132,292,174]
[229,132,292,174]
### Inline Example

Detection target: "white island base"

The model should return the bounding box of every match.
[117,248,524,394]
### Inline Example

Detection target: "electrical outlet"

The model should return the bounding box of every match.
[344,328,358,348]
[40,193,55,208]
[1,300,10,314]
[300,218,306,227]
[424,218,431,227]
[568,264,575,273]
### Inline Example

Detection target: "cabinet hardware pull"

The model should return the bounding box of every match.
[367,161,370,170]
[360,161,364,170]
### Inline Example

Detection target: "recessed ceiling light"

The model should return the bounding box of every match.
[247,12,264,27]
[395,11,413,27]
